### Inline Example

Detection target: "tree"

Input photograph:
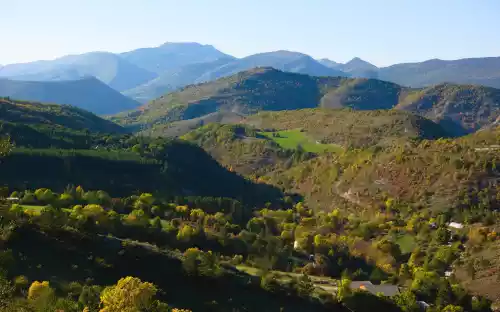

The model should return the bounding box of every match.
[411,270,440,297]
[82,204,108,224]
[295,274,314,298]
[393,290,420,312]
[441,305,464,312]
[190,208,205,223]
[28,281,55,310]
[182,248,201,275]
[59,193,74,207]
[0,277,14,307]
[99,277,157,312]
[34,188,55,204]
[9,204,24,218]
[78,285,102,311]
[435,227,451,244]
[336,277,352,302]
[0,137,12,158]
[198,250,222,277]
[138,193,155,206]
[177,225,198,242]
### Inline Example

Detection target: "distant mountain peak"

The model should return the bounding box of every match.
[159,42,214,49]
[345,57,378,70]
[319,58,340,65]
[252,50,310,59]
[121,42,232,74]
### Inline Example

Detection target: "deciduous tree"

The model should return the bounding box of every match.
[99,277,157,312]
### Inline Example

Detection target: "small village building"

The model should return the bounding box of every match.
[448,222,464,229]
[350,281,400,297]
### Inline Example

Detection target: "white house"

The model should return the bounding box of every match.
[293,240,300,250]
[448,222,464,229]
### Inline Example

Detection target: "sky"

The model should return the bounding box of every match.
[2,0,500,67]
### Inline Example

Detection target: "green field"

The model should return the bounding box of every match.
[258,129,342,153]
[235,265,339,297]
[396,234,417,255]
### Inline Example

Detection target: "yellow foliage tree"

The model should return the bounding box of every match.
[0,137,12,158]
[28,280,54,308]
[99,276,157,312]
[28,281,52,300]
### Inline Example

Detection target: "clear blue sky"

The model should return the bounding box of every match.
[2,0,500,67]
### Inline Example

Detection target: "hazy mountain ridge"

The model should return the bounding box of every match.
[3,42,500,107]
[123,50,348,102]
[378,56,500,89]
[0,52,157,91]
[120,42,234,74]
[320,57,379,79]
[0,77,141,115]
[122,57,235,103]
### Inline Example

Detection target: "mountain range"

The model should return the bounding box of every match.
[2,42,500,111]
[0,77,140,115]
[112,67,500,137]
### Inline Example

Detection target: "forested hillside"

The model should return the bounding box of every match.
[0,120,498,311]
[114,68,500,137]
[0,97,124,133]
[182,110,499,215]
[0,52,157,92]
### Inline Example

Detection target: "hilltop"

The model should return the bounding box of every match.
[114,68,500,136]
[0,97,125,149]
[320,57,379,79]
[0,77,141,115]
[396,83,500,135]
[124,51,346,102]
[0,97,124,133]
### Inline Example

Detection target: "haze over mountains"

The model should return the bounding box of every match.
[1,42,500,112]
[0,77,139,115]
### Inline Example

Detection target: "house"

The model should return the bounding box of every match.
[6,197,19,202]
[448,222,464,229]
[293,240,300,250]
[445,271,453,277]
[350,281,400,297]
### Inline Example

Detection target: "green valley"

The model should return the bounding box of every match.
[257,129,342,153]
[0,70,499,312]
